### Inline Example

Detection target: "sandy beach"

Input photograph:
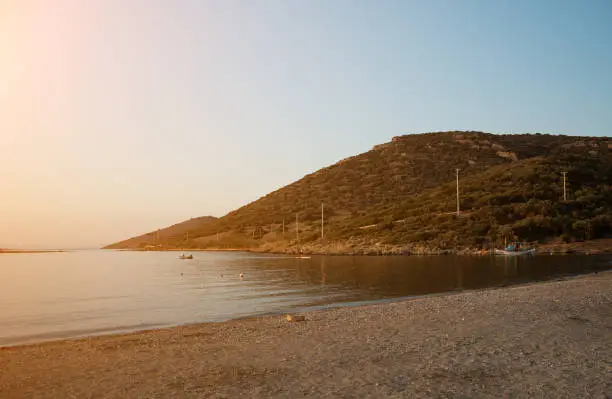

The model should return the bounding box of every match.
[1,271,610,398]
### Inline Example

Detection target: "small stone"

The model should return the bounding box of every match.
[285,314,306,322]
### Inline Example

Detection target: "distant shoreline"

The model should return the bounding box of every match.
[113,247,248,253]
[0,249,67,254]
[104,238,612,256]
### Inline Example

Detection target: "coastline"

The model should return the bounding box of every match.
[106,237,612,256]
[0,249,67,254]
[2,270,610,397]
[116,247,247,252]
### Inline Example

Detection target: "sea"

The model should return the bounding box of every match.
[0,250,610,346]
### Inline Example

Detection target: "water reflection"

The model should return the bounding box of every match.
[236,254,611,301]
[0,250,610,346]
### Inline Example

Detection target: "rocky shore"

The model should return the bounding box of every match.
[266,237,612,256]
[127,237,612,256]
[1,271,610,398]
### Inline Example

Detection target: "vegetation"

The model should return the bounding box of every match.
[105,216,217,249]
[105,131,612,253]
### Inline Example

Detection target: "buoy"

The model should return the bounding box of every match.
[239,273,244,279]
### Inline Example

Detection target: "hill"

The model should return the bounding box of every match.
[105,216,217,249]
[104,131,612,254]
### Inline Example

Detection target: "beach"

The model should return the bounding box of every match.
[1,271,610,398]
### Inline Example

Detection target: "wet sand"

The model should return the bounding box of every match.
[1,271,610,398]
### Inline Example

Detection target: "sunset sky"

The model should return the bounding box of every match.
[1,0,611,248]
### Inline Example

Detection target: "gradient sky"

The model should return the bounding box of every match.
[1,0,611,248]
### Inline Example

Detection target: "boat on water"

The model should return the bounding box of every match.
[179,254,193,260]
[494,242,536,256]
[494,248,536,256]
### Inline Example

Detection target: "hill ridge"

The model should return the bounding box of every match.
[105,131,612,253]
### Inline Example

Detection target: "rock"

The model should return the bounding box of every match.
[496,151,518,161]
[285,314,306,322]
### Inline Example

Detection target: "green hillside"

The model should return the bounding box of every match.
[104,131,612,253]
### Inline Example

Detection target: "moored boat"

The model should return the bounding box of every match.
[494,248,536,256]
[494,242,536,256]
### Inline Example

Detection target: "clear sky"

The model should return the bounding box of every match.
[1,0,611,249]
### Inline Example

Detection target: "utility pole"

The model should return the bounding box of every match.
[321,202,324,239]
[282,218,285,238]
[561,171,568,202]
[296,213,299,244]
[456,168,460,216]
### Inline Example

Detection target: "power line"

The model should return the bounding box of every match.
[321,202,324,239]
[456,168,460,216]
[561,171,568,201]
[295,213,299,244]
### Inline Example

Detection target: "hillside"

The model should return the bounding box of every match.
[105,216,217,249]
[104,131,612,253]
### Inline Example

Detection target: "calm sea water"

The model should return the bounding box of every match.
[0,250,610,346]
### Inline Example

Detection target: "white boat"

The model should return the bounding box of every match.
[494,248,536,256]
[179,254,193,260]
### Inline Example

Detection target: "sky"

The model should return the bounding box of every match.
[1,0,611,249]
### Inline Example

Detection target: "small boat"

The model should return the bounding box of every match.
[494,248,536,256]
[494,242,535,256]
[179,254,193,260]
